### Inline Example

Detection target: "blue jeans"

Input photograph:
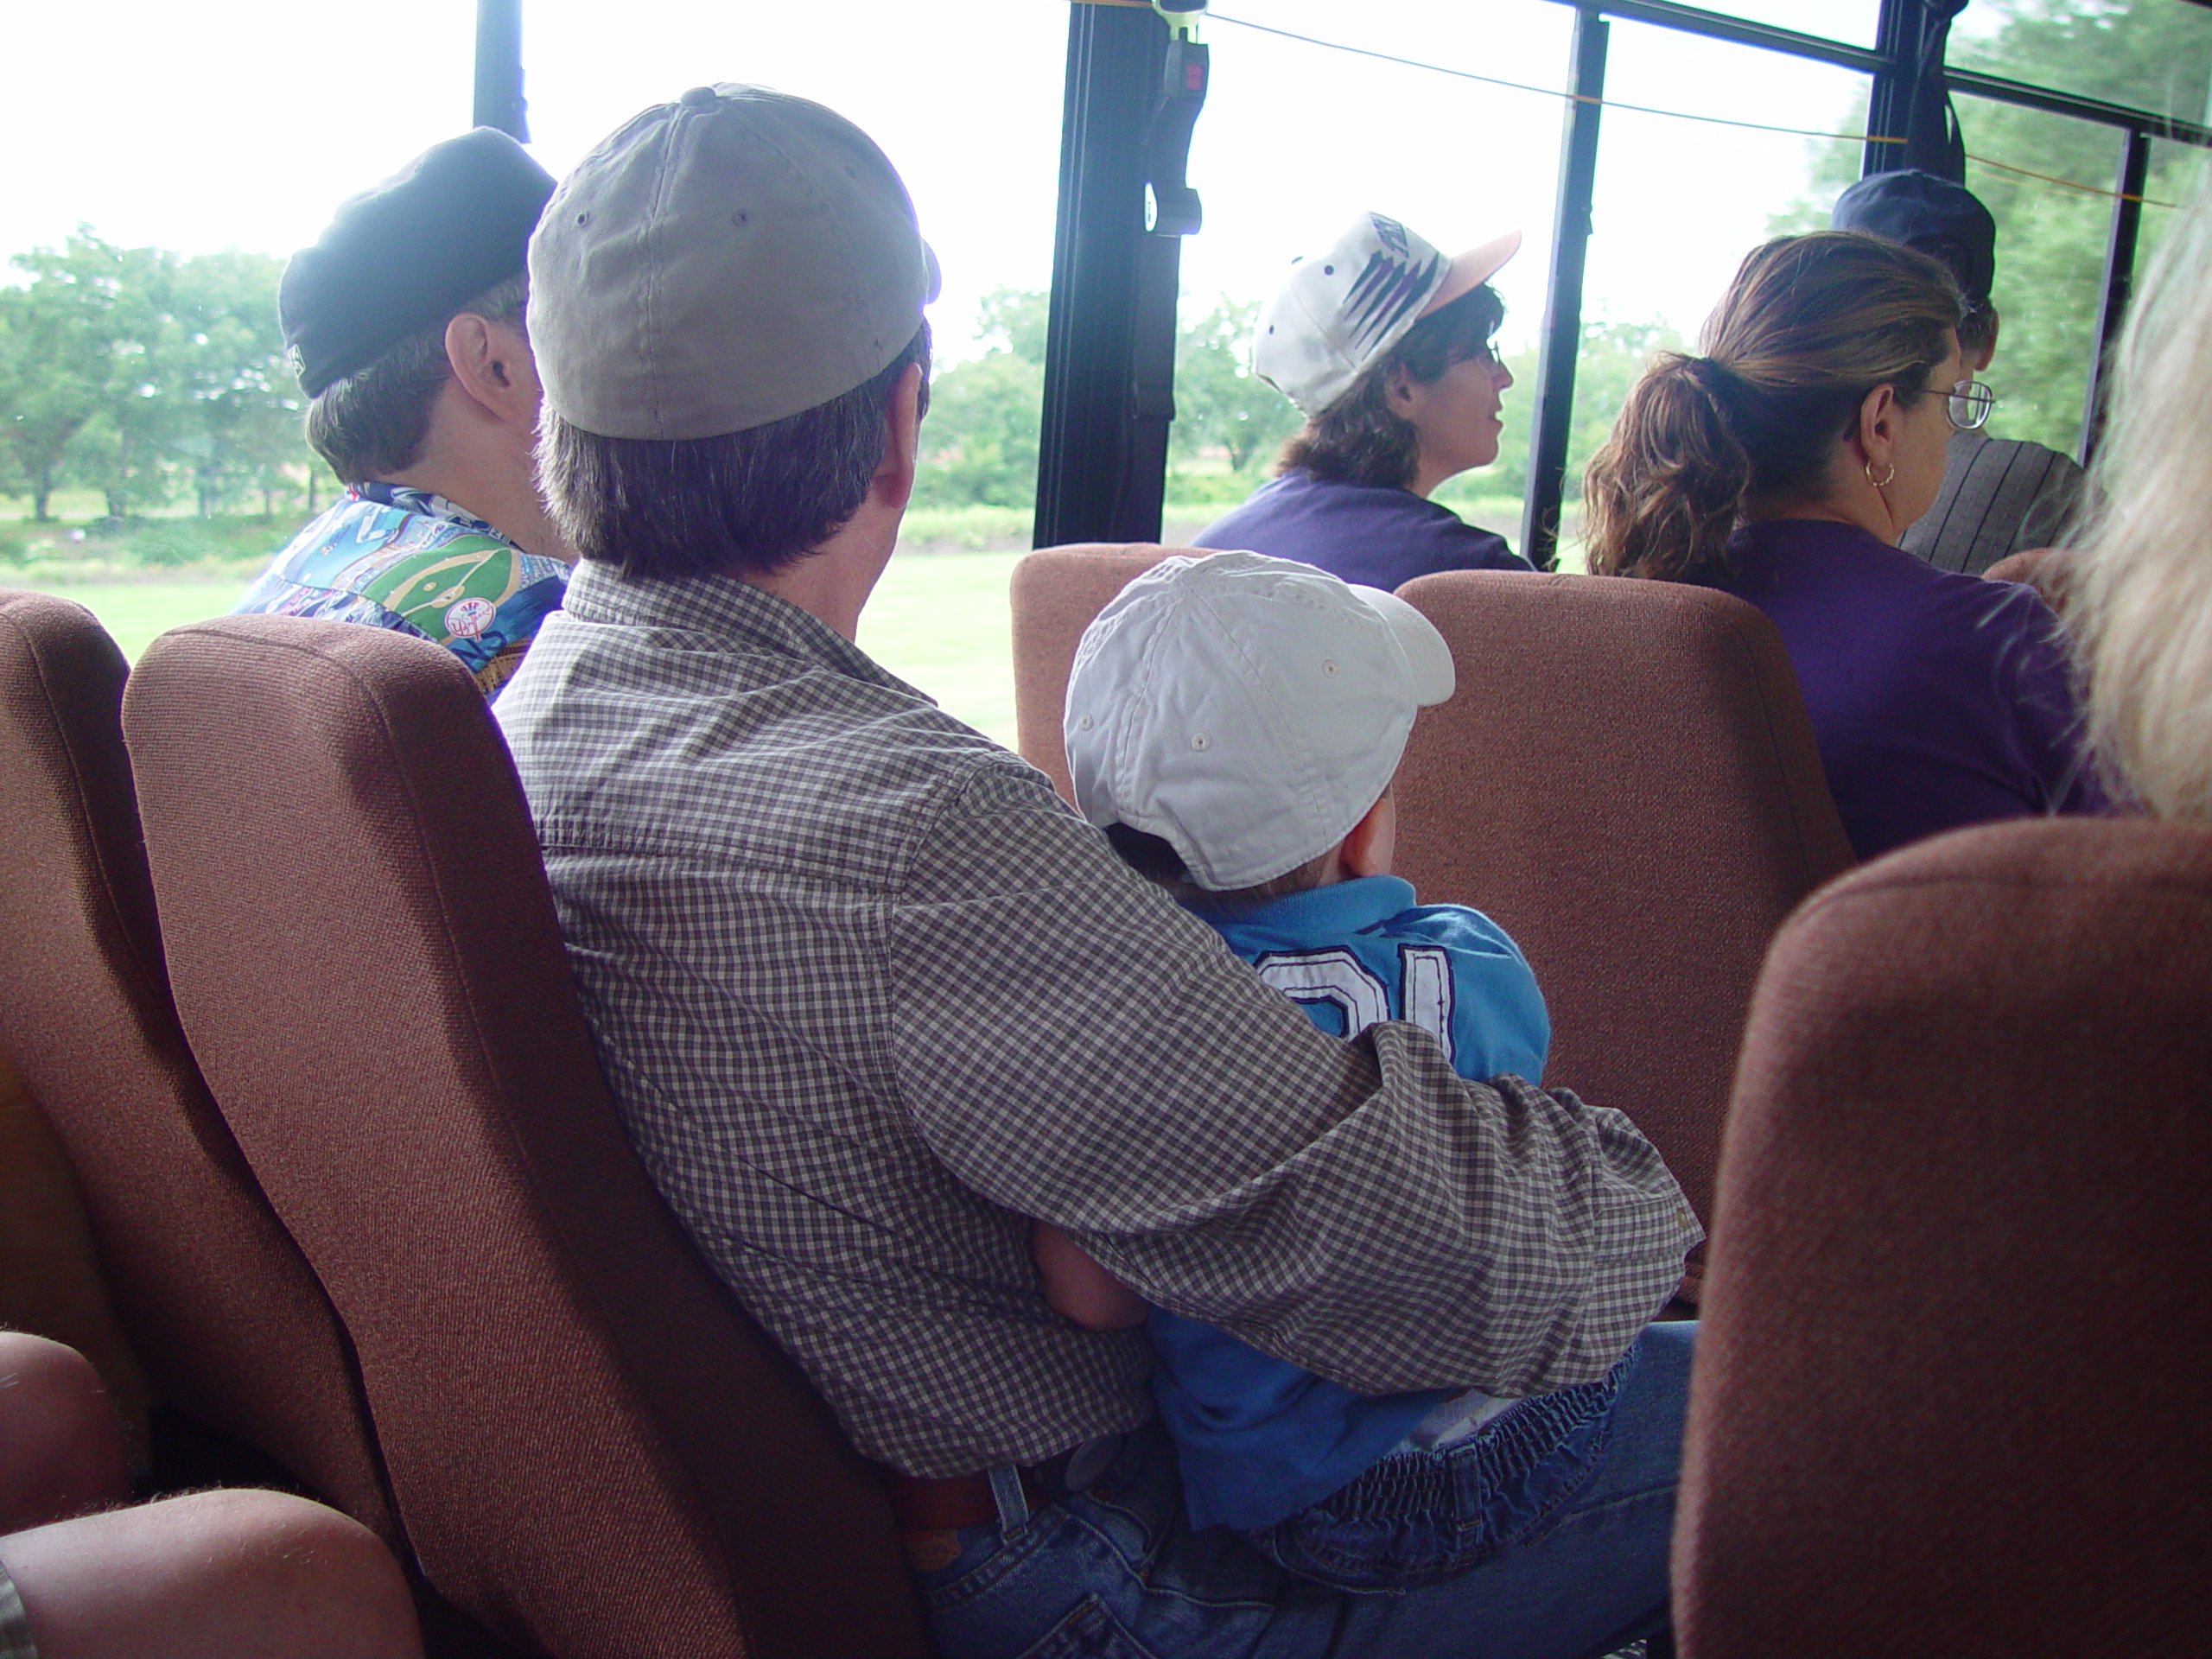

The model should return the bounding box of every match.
[1245,1348,1630,1591]
[918,1321,1694,1659]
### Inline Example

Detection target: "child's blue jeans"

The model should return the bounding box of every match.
[917,1321,1693,1659]
[1240,1345,1633,1592]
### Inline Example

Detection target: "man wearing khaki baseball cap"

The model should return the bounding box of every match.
[497,86,1695,1659]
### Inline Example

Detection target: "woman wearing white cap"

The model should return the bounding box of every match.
[1195,213,1530,587]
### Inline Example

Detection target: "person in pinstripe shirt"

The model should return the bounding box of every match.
[1834,169,2086,575]
[499,86,1700,1659]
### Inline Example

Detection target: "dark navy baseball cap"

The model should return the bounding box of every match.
[280,128,556,397]
[1831,169,1997,310]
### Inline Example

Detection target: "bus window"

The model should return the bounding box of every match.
[1553,18,1873,567]
[2144,136,2212,266]
[1174,2,1576,550]
[0,1,474,264]
[1955,93,2126,462]
[1707,0,1881,49]
[521,0,1067,393]
[1952,0,2212,124]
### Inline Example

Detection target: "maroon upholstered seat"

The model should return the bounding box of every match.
[0,588,393,1535]
[122,614,928,1659]
[1676,817,2212,1658]
[1393,571,1853,1298]
[1010,543,1174,800]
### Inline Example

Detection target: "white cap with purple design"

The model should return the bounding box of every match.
[1253,212,1522,417]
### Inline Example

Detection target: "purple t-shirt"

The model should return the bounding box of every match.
[1700,518,2105,860]
[1195,468,1530,588]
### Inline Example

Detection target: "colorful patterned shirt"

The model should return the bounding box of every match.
[236,483,569,698]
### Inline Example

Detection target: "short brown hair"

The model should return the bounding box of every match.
[1958,298,1999,359]
[537,324,931,580]
[1583,232,1961,586]
[1103,822,1335,911]
[1278,283,1507,490]
[304,274,527,484]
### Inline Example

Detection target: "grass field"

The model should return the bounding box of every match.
[4,486,1560,748]
[15,577,259,664]
[10,548,1029,747]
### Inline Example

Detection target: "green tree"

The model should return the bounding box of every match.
[976,286,1050,364]
[1765,0,2212,454]
[0,230,121,520]
[1467,318,1683,512]
[0,232,316,524]
[62,241,192,518]
[172,250,298,517]
[912,285,1049,511]
[1169,297,1302,479]
[1946,0,2212,451]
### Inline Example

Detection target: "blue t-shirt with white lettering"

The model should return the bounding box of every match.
[1147,874,1549,1530]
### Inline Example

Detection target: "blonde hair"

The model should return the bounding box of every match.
[1583,232,1961,584]
[2072,175,2212,818]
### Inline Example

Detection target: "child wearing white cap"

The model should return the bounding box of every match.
[1040,550,1630,1589]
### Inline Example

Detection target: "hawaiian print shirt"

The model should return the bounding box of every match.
[235,482,569,698]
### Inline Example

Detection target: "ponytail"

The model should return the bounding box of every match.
[1584,353,1751,582]
[1584,232,1961,585]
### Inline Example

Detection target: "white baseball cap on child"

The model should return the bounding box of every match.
[1253,212,1522,417]
[1064,551,1456,892]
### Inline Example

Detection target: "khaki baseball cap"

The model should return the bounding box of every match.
[529,84,940,441]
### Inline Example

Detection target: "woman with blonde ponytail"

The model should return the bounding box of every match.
[1586,230,2104,858]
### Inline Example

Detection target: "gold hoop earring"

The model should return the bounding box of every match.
[1864,460,1897,491]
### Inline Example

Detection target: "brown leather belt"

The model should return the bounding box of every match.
[877,1443,1086,1533]
[880,1465,1046,1532]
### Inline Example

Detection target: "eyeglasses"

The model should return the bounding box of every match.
[1947,380,1996,431]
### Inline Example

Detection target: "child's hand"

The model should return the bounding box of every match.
[1031,1220,1151,1330]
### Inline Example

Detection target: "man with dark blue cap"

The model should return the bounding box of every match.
[1833,168,2086,575]
[235,128,572,698]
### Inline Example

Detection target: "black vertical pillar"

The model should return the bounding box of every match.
[474,0,529,141]
[2079,127,2150,467]
[1864,0,1918,176]
[1521,6,1607,572]
[1036,3,1179,549]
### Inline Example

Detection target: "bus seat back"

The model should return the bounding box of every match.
[1393,570,1855,1300]
[123,614,929,1659]
[1011,543,1179,800]
[1678,816,2212,1657]
[0,588,394,1536]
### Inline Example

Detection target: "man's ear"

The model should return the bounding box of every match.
[1974,310,2001,373]
[443,313,541,430]
[872,362,924,512]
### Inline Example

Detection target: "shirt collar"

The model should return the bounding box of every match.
[558,557,918,696]
[351,480,505,541]
[1192,874,1417,935]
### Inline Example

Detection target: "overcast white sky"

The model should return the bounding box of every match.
[3,0,1948,354]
